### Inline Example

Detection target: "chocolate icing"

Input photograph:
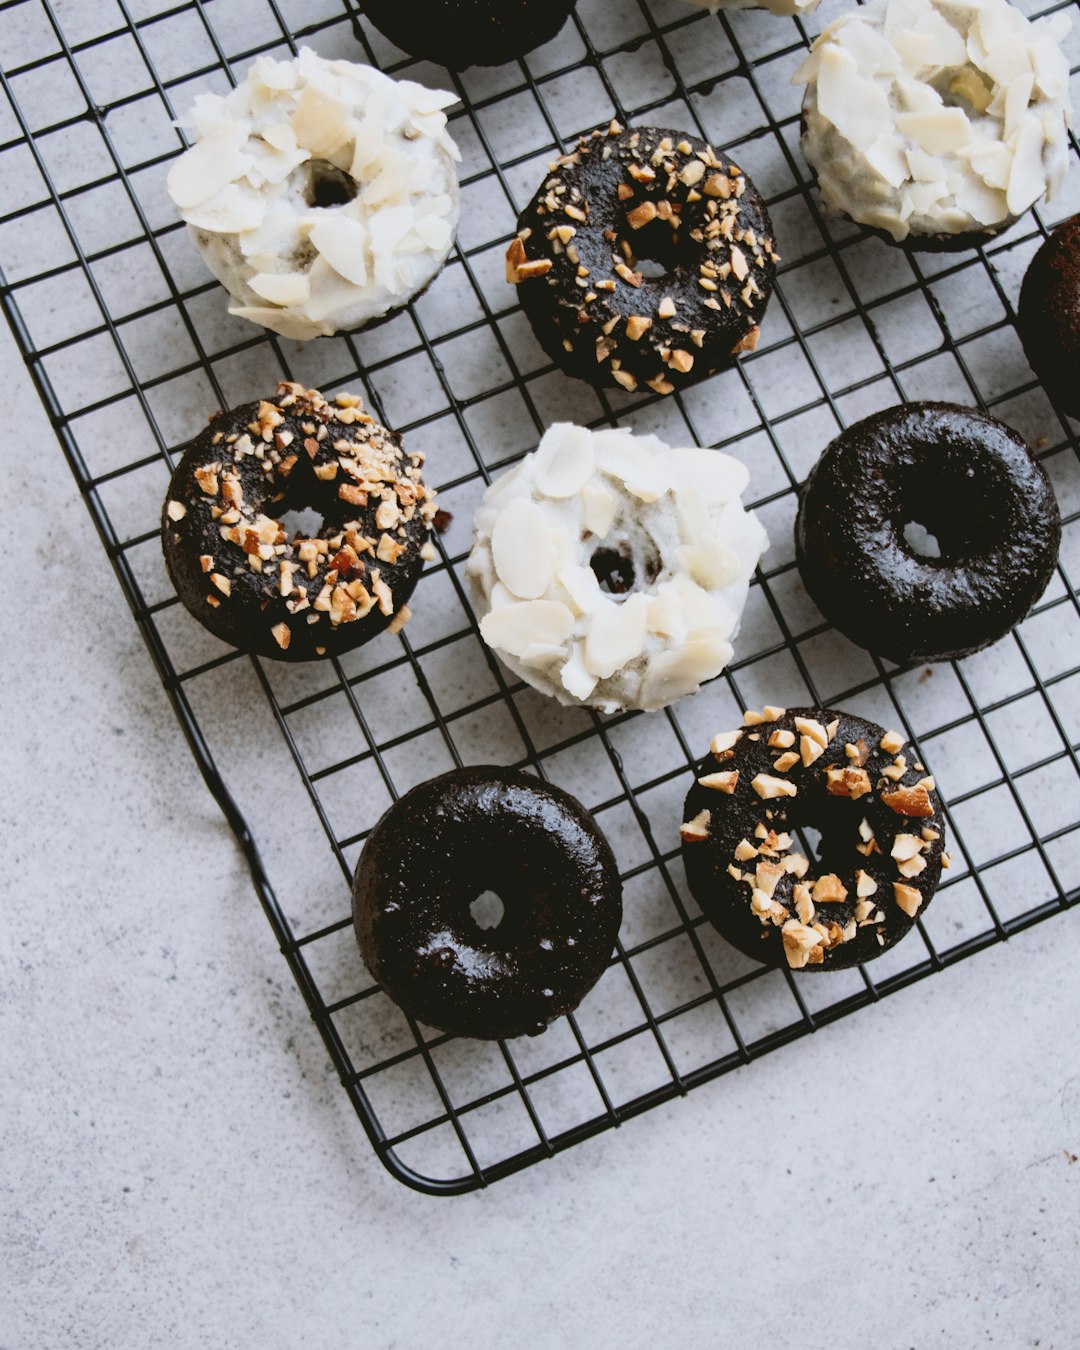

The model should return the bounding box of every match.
[795,402,1060,665]
[352,767,623,1039]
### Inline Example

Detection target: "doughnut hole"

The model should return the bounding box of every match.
[589,537,660,596]
[469,890,506,933]
[305,158,359,208]
[620,214,685,281]
[892,451,999,566]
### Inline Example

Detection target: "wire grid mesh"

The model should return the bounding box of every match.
[3,0,1080,1194]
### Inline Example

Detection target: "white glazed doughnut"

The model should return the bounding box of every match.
[794,0,1072,246]
[467,424,768,714]
[678,0,820,18]
[166,49,461,340]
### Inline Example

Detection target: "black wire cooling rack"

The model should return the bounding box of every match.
[3,0,1080,1194]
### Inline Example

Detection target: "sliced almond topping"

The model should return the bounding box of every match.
[698,770,739,794]
[893,882,923,918]
[751,774,797,800]
[855,869,878,898]
[681,808,711,843]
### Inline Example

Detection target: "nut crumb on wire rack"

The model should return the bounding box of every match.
[0,0,1078,1193]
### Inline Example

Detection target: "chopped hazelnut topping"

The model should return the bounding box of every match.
[825,766,871,799]
[880,730,905,755]
[762,705,786,720]
[812,873,848,905]
[698,770,739,793]
[625,315,653,341]
[270,621,291,651]
[782,920,824,969]
[768,729,796,749]
[917,775,936,792]
[386,605,411,636]
[658,296,677,319]
[921,827,940,842]
[795,716,828,748]
[681,808,711,843]
[881,785,934,818]
[751,774,797,800]
[793,883,815,926]
[743,709,767,726]
[897,854,928,878]
[772,752,800,772]
[166,500,187,522]
[734,839,758,862]
[893,882,923,917]
[710,729,742,758]
[626,200,658,230]
[891,833,924,862]
[784,853,809,878]
[339,483,367,507]
[800,735,825,768]
[210,572,231,597]
[855,869,878,898]
[882,756,908,781]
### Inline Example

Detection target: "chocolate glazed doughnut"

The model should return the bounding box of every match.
[681,706,949,970]
[507,121,777,396]
[357,0,578,68]
[1018,215,1080,418]
[352,768,623,1039]
[162,382,436,661]
[795,403,1060,665]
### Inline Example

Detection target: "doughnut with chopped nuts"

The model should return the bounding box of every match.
[795,403,1060,665]
[162,382,436,661]
[681,706,947,970]
[166,50,460,340]
[357,0,578,69]
[352,767,622,1040]
[466,422,767,713]
[506,122,777,396]
[1018,215,1080,419]
[794,0,1071,250]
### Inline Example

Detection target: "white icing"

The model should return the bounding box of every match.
[167,49,461,339]
[467,423,768,714]
[795,0,1071,242]
[677,0,821,16]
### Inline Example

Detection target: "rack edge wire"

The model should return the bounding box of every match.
[2,0,1078,1194]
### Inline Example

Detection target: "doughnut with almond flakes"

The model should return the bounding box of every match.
[681,706,949,970]
[161,382,437,661]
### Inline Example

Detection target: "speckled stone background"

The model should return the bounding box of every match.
[4,0,1080,1340]
[2,323,1078,1344]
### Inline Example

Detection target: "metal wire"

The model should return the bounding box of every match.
[2,0,1078,1194]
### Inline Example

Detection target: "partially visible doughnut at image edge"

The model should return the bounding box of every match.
[507,121,778,396]
[677,0,820,15]
[794,0,1072,250]
[466,422,768,714]
[162,382,437,661]
[681,706,950,971]
[166,49,461,339]
[357,0,579,69]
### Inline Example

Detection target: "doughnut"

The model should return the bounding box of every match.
[794,402,1060,666]
[358,0,578,69]
[466,422,768,714]
[166,49,460,339]
[677,0,820,16]
[162,382,436,661]
[506,122,778,396]
[1018,215,1080,418]
[794,0,1072,249]
[681,706,949,970]
[352,767,622,1040]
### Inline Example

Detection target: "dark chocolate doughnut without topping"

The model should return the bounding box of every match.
[352,767,623,1040]
[681,706,948,971]
[356,0,577,69]
[162,382,435,661]
[795,402,1060,665]
[508,122,777,396]
[1018,214,1080,419]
